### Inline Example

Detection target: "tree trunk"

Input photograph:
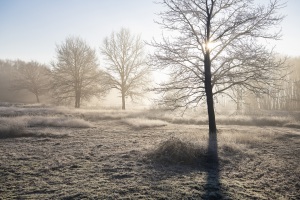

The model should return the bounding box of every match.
[204,52,217,134]
[35,93,40,103]
[77,89,81,108]
[75,97,78,108]
[121,91,126,110]
[122,94,125,110]
[77,95,81,108]
[75,91,80,108]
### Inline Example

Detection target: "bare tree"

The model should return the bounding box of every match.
[101,28,150,110]
[51,36,109,108]
[151,0,287,133]
[12,60,50,103]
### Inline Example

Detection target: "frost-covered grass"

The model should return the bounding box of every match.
[283,122,300,129]
[217,115,293,126]
[0,105,69,117]
[0,103,94,138]
[0,102,299,140]
[0,105,299,199]
[146,124,281,167]
[25,116,94,128]
[135,109,299,128]
[122,118,168,129]
[75,107,300,129]
[0,116,93,128]
[0,117,72,138]
[0,117,27,138]
[147,137,207,165]
[81,110,134,121]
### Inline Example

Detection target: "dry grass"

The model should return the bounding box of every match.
[145,123,280,169]
[25,116,94,128]
[122,118,168,129]
[0,105,68,117]
[217,115,292,126]
[0,117,71,138]
[2,103,298,129]
[0,116,92,138]
[132,108,299,128]
[4,116,94,128]
[0,105,299,199]
[283,122,300,129]
[0,104,93,138]
[147,137,207,165]
[0,117,27,138]
[25,128,70,138]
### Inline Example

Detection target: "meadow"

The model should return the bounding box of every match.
[0,103,299,199]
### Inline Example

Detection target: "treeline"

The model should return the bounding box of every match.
[257,57,300,111]
[0,59,49,103]
[0,28,150,109]
[1,30,299,112]
[229,57,300,112]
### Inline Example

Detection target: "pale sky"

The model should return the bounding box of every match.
[0,0,299,65]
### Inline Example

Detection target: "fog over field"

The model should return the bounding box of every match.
[1,0,300,199]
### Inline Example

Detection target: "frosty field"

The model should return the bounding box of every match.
[0,104,299,199]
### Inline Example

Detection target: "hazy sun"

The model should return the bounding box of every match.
[204,41,216,51]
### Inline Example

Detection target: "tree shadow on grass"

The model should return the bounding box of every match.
[201,132,225,200]
[144,134,229,199]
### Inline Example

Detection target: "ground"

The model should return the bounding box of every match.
[0,106,300,199]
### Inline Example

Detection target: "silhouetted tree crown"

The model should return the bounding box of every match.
[151,0,287,133]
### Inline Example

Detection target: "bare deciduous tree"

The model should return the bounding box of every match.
[12,60,50,103]
[151,0,287,134]
[101,28,150,110]
[51,36,109,108]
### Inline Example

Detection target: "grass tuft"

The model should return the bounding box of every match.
[283,122,300,129]
[147,137,206,165]
[0,117,27,138]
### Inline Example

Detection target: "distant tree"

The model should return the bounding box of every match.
[0,60,15,101]
[101,28,150,110]
[51,36,109,108]
[151,0,287,134]
[12,60,50,103]
[257,56,300,110]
